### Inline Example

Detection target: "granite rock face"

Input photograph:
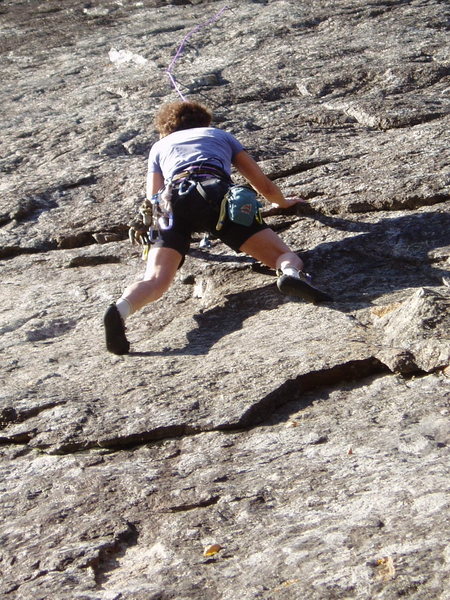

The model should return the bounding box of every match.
[1,0,449,598]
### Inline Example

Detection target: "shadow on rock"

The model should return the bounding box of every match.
[304,209,450,308]
[131,210,449,357]
[131,281,287,357]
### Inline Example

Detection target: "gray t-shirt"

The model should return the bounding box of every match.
[147,127,244,183]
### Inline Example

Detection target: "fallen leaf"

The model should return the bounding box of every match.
[203,544,222,557]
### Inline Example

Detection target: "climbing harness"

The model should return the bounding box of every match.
[174,162,231,205]
[166,6,230,101]
[129,172,263,259]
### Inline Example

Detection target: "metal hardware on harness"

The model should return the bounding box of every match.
[128,197,156,260]
[178,179,196,197]
[158,214,174,230]
[151,185,174,233]
[200,234,212,248]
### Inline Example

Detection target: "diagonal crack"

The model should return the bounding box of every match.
[224,357,392,430]
[167,495,221,513]
[268,159,333,180]
[0,401,66,428]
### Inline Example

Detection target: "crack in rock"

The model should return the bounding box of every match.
[167,494,221,513]
[89,522,139,588]
[5,359,395,455]
[0,401,65,428]
[229,357,392,430]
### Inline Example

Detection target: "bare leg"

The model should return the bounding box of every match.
[104,247,183,355]
[239,228,304,272]
[121,247,183,313]
[240,228,332,303]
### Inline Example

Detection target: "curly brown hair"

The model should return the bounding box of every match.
[154,101,212,136]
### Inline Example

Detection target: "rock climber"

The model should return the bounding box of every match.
[104,101,331,355]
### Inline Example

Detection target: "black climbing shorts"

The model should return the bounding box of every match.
[153,177,269,258]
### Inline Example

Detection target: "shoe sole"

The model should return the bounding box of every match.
[277,275,333,304]
[103,304,130,355]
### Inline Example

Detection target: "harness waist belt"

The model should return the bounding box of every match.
[172,165,229,182]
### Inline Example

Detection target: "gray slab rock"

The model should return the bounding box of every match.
[1,0,450,598]
[2,247,386,452]
[1,373,449,599]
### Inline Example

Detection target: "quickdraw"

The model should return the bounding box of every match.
[128,196,161,260]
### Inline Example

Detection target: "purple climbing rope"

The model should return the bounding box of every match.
[166,6,230,101]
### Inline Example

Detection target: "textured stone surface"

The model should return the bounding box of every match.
[1,0,449,598]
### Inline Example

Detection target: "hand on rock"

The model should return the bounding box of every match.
[273,196,309,209]
[262,196,314,217]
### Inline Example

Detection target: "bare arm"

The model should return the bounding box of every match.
[146,172,165,198]
[233,150,303,208]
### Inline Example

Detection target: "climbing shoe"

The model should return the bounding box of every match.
[277,274,333,304]
[103,304,130,355]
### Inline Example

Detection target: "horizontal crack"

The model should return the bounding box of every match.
[0,225,128,259]
[232,85,297,105]
[0,361,427,455]
[345,193,450,214]
[0,431,35,445]
[0,246,43,260]
[95,424,201,452]
[33,423,204,455]
[0,402,68,446]
[268,159,332,180]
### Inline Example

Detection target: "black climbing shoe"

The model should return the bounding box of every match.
[277,274,333,304]
[103,304,130,355]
